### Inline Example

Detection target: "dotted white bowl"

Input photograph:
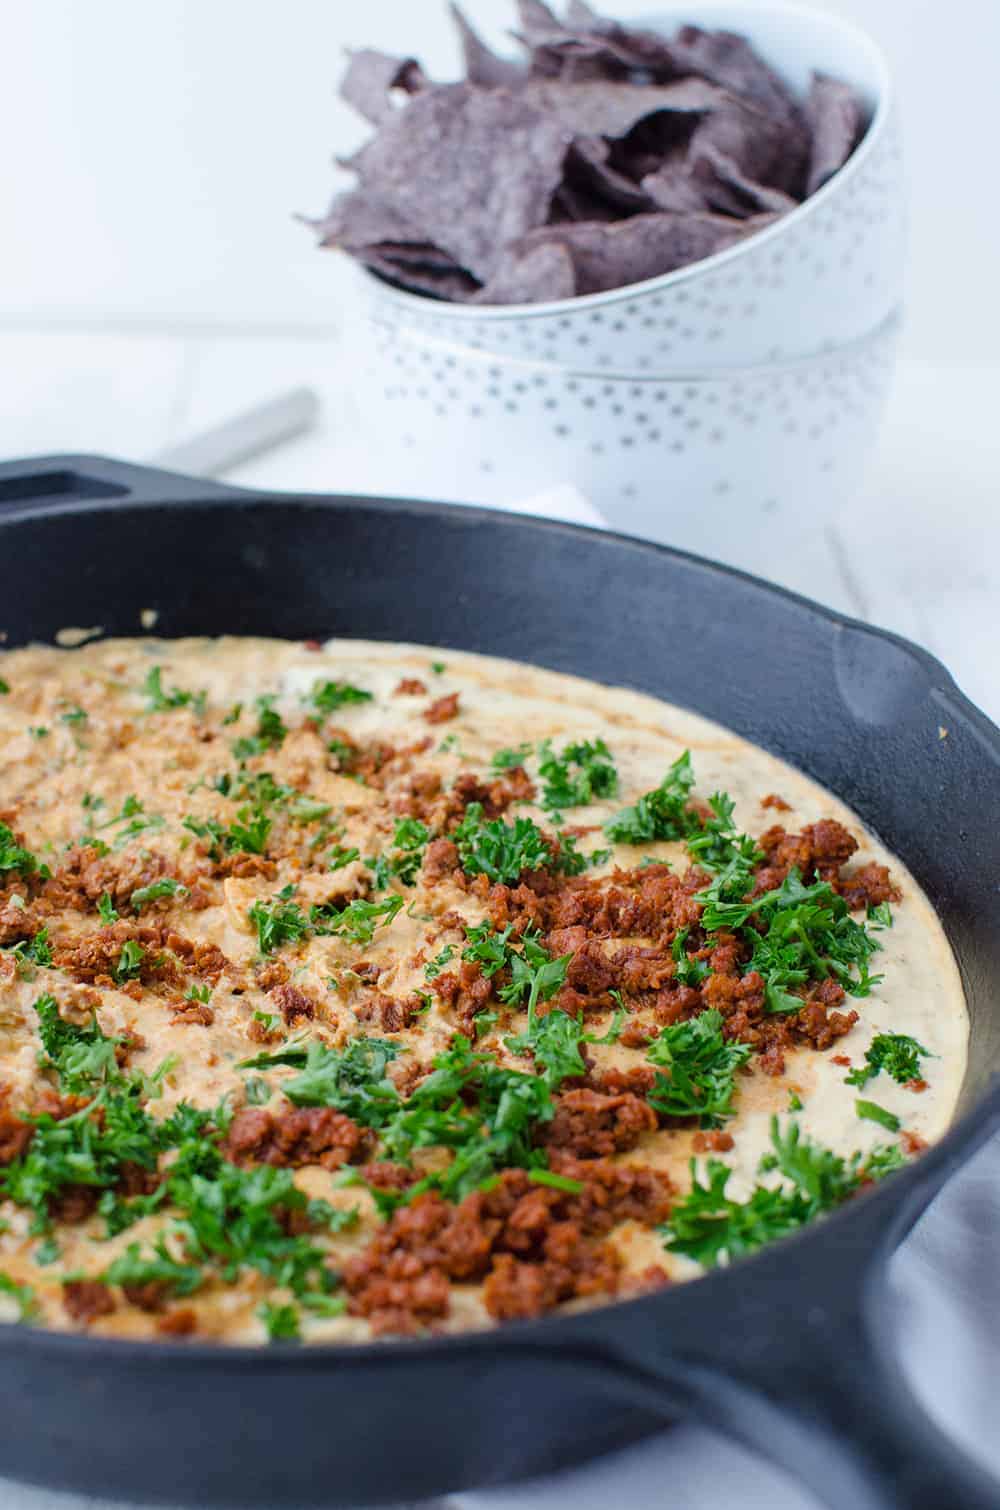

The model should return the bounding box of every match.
[353,308,900,581]
[356,2,903,370]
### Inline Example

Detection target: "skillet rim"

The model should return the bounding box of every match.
[0,469,996,1369]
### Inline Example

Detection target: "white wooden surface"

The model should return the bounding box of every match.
[0,326,996,1510]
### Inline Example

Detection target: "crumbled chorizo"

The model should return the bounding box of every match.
[270,983,316,1024]
[424,693,460,724]
[62,1280,115,1324]
[542,1089,657,1159]
[395,678,427,696]
[223,1105,372,1170]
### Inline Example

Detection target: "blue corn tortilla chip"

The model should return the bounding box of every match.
[340,49,426,126]
[514,211,768,295]
[806,73,862,195]
[349,83,571,282]
[449,4,526,88]
[472,241,576,303]
[307,1,865,304]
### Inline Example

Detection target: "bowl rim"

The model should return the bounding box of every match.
[355,0,894,324]
[369,304,902,382]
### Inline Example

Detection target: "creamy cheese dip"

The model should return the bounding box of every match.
[0,637,968,1343]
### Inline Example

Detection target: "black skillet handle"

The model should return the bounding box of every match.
[601,1084,1000,1510]
[0,453,255,510]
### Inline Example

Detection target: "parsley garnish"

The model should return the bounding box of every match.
[33,994,122,1093]
[646,1010,750,1125]
[604,751,695,845]
[97,892,119,925]
[845,1033,929,1089]
[259,1300,300,1342]
[538,738,618,812]
[232,696,288,759]
[104,1238,203,1298]
[490,743,532,772]
[142,666,204,715]
[308,681,372,716]
[114,939,146,985]
[367,817,429,890]
[453,804,550,884]
[661,1116,904,1267]
[0,822,40,876]
[248,895,310,955]
[131,877,188,912]
[279,1038,402,1125]
[699,868,883,1013]
[424,944,455,980]
[310,894,403,945]
[0,678,8,695]
[0,1272,37,1322]
[328,845,361,871]
[60,705,88,726]
[855,1099,901,1132]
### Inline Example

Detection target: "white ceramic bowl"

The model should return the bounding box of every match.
[355,2,903,370]
[352,308,900,581]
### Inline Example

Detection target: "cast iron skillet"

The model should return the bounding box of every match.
[0,453,998,1510]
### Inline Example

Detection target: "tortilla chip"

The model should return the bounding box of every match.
[693,142,799,215]
[350,83,570,282]
[567,136,654,212]
[340,49,426,126]
[307,189,426,251]
[309,2,865,305]
[363,251,482,301]
[640,161,713,215]
[449,3,526,88]
[522,76,722,138]
[806,72,862,195]
[515,211,759,294]
[473,241,576,303]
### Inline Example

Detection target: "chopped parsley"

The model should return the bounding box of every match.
[104,1238,203,1298]
[308,681,372,717]
[232,696,288,759]
[0,822,40,876]
[142,666,204,715]
[6,928,52,976]
[60,705,88,726]
[259,1300,301,1342]
[490,743,532,773]
[33,994,122,1094]
[453,804,550,883]
[0,1272,37,1322]
[698,868,883,1013]
[131,877,188,912]
[855,1099,901,1132]
[604,751,696,845]
[424,944,455,980]
[367,817,429,890]
[310,894,403,945]
[845,1033,929,1089]
[646,1010,751,1125]
[0,678,8,695]
[97,892,119,925]
[248,894,311,954]
[114,939,146,984]
[327,844,361,871]
[537,738,618,812]
[661,1116,905,1267]
[462,920,517,976]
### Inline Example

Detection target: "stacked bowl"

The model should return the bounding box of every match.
[349,3,904,576]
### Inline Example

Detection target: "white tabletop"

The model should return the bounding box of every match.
[0,323,997,1510]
